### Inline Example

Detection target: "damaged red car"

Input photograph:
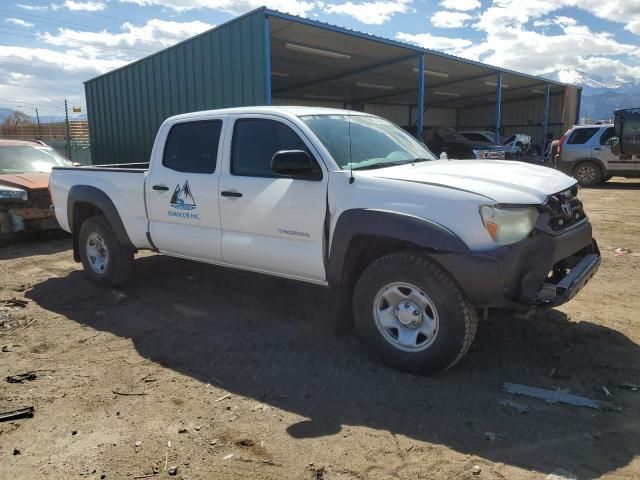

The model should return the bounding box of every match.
[0,139,71,237]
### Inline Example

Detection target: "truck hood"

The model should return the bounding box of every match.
[369,160,575,204]
[0,173,50,191]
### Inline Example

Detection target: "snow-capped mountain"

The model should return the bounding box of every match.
[544,68,640,120]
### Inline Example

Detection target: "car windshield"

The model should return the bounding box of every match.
[0,145,71,174]
[301,114,437,170]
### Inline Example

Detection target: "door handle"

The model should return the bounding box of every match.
[221,190,243,198]
[152,184,169,191]
[593,147,603,151]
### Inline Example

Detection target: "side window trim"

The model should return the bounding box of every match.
[162,119,223,174]
[229,117,323,180]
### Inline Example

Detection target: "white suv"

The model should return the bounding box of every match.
[555,124,639,186]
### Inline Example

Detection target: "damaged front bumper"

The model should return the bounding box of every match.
[0,191,59,236]
[432,219,600,310]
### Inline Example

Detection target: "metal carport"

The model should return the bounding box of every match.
[85,7,580,164]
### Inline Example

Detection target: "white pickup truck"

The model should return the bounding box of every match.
[50,106,600,373]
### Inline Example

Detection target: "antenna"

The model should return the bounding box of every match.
[348,109,354,184]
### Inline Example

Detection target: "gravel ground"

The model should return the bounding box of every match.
[1,178,639,480]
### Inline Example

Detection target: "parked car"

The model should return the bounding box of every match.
[457,130,497,143]
[0,139,70,237]
[49,107,599,373]
[501,134,540,160]
[554,123,640,186]
[425,128,505,160]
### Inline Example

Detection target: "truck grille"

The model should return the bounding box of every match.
[28,189,52,209]
[545,186,585,231]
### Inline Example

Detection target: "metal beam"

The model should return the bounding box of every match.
[416,53,425,140]
[272,53,419,95]
[575,87,582,124]
[427,81,549,108]
[540,82,550,161]
[353,72,497,106]
[495,72,502,143]
[264,14,272,105]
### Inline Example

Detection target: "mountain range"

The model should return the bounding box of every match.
[544,68,640,121]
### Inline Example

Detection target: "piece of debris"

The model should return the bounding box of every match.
[223,454,234,460]
[72,430,77,436]
[0,406,34,422]
[602,386,613,398]
[1,298,28,308]
[546,468,577,480]
[13,448,21,455]
[178,428,188,434]
[214,393,232,403]
[234,438,255,447]
[210,439,219,446]
[167,466,178,476]
[195,425,201,431]
[472,464,481,475]
[134,441,141,447]
[614,247,631,256]
[498,399,532,414]
[615,382,640,392]
[6,372,37,383]
[152,466,159,474]
[503,382,613,410]
[112,390,148,396]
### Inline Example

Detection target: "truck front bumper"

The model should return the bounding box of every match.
[432,220,600,309]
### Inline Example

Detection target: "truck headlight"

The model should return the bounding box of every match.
[480,206,539,245]
[0,185,28,202]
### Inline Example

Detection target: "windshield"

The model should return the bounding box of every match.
[301,114,437,170]
[0,145,71,174]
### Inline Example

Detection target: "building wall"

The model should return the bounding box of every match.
[85,11,267,164]
[457,93,567,143]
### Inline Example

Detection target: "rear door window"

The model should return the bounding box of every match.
[163,120,222,174]
[599,127,615,145]
[567,127,599,145]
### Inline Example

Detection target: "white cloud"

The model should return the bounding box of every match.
[40,19,214,58]
[323,0,411,25]
[5,18,35,28]
[16,3,49,11]
[117,0,316,16]
[52,1,107,11]
[396,31,473,55]
[430,11,472,28]
[439,0,479,11]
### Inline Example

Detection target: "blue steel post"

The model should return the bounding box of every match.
[416,53,425,140]
[264,14,272,105]
[541,82,550,162]
[494,72,502,143]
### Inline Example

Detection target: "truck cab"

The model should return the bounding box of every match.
[50,107,600,374]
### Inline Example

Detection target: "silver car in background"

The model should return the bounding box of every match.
[554,123,640,186]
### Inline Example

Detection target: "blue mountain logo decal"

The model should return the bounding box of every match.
[169,180,197,211]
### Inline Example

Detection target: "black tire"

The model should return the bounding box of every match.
[353,251,478,374]
[79,215,134,287]
[573,161,603,187]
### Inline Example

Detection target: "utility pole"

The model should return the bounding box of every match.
[35,107,41,138]
[64,99,71,161]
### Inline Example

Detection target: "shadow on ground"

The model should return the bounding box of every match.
[0,231,71,260]
[27,254,640,479]
[591,180,640,190]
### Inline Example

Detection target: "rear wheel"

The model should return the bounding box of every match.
[79,215,134,287]
[353,251,478,374]
[573,161,602,187]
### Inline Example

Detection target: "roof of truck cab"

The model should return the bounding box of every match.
[166,106,371,122]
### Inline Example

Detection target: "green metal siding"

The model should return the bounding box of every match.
[85,10,267,165]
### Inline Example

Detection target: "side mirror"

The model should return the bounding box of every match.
[72,162,82,167]
[271,150,319,180]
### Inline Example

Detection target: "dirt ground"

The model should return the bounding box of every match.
[1,179,639,480]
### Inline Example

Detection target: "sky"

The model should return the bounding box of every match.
[1,0,639,117]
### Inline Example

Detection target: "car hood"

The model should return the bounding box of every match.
[369,160,575,204]
[0,173,50,191]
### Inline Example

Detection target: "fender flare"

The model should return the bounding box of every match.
[327,208,469,287]
[67,185,134,261]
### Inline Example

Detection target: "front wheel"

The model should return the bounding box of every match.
[353,252,478,374]
[79,215,134,287]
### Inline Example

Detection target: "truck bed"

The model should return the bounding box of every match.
[50,163,152,249]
